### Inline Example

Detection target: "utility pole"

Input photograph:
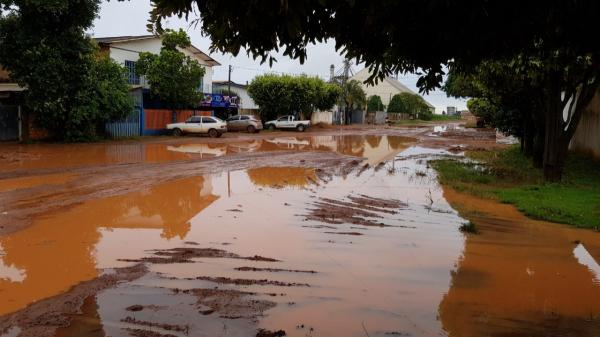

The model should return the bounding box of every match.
[342,59,352,125]
[228,65,232,95]
[227,65,232,117]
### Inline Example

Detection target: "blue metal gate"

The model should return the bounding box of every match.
[0,105,19,141]
[105,107,141,139]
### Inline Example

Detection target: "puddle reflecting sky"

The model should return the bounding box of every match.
[1,134,600,336]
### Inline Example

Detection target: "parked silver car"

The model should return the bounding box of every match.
[226,115,263,133]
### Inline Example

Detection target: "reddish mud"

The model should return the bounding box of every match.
[117,247,279,264]
[234,267,317,274]
[304,195,408,227]
[183,288,276,319]
[440,188,600,337]
[124,328,177,337]
[0,150,360,236]
[0,264,146,337]
[256,329,287,337]
[190,276,310,287]
[2,126,599,337]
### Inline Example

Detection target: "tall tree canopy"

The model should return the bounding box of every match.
[247,74,340,121]
[0,0,132,141]
[145,1,600,92]
[388,93,432,120]
[366,95,384,112]
[136,29,205,110]
[338,80,366,111]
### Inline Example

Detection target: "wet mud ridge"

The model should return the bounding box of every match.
[118,247,280,264]
[303,194,410,228]
[0,264,147,337]
[0,150,361,235]
[0,245,300,337]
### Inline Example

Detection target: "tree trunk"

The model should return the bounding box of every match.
[542,69,598,181]
[542,77,567,182]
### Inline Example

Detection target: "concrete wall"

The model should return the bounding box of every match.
[570,89,600,159]
[311,110,333,125]
[108,38,214,93]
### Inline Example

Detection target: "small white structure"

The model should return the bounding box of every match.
[95,35,220,93]
[350,68,435,113]
[212,80,259,115]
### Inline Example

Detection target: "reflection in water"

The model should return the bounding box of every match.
[246,167,317,188]
[439,188,600,336]
[0,176,218,315]
[165,135,413,166]
[574,244,600,283]
[3,134,599,336]
[167,144,227,158]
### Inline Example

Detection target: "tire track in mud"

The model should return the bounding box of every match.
[0,150,362,235]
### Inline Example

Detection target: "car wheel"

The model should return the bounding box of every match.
[173,128,183,136]
[296,124,305,132]
[208,129,219,138]
[247,125,256,133]
[268,124,276,131]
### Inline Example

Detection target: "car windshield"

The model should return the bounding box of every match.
[278,116,289,121]
[212,117,224,123]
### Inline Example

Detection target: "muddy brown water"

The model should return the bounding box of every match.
[1,130,599,337]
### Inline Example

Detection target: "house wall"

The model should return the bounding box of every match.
[108,39,214,93]
[570,89,600,159]
[213,84,258,110]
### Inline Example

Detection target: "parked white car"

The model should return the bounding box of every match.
[264,115,311,132]
[166,116,227,138]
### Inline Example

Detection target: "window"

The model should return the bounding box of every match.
[187,116,201,123]
[198,77,204,92]
[202,117,216,123]
[278,116,289,122]
[227,116,240,122]
[240,116,250,120]
[124,60,140,85]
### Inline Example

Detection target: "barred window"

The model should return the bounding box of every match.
[124,60,140,85]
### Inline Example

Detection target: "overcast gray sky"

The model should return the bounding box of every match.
[91,0,467,112]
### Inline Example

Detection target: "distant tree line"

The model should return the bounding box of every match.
[444,51,598,181]
[247,74,341,121]
[367,93,432,120]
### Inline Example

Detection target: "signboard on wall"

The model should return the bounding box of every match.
[201,94,239,108]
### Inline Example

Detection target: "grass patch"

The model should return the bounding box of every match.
[432,146,600,229]
[430,114,462,121]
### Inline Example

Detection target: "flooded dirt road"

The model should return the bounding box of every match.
[1,125,599,337]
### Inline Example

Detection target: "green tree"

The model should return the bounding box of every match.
[388,93,431,119]
[339,80,366,111]
[136,29,205,111]
[316,84,342,112]
[0,0,132,141]
[445,52,599,180]
[387,94,406,113]
[247,74,339,121]
[367,95,384,112]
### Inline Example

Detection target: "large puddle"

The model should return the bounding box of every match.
[1,133,599,336]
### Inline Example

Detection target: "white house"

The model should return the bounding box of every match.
[95,35,220,93]
[350,68,435,113]
[212,80,259,115]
